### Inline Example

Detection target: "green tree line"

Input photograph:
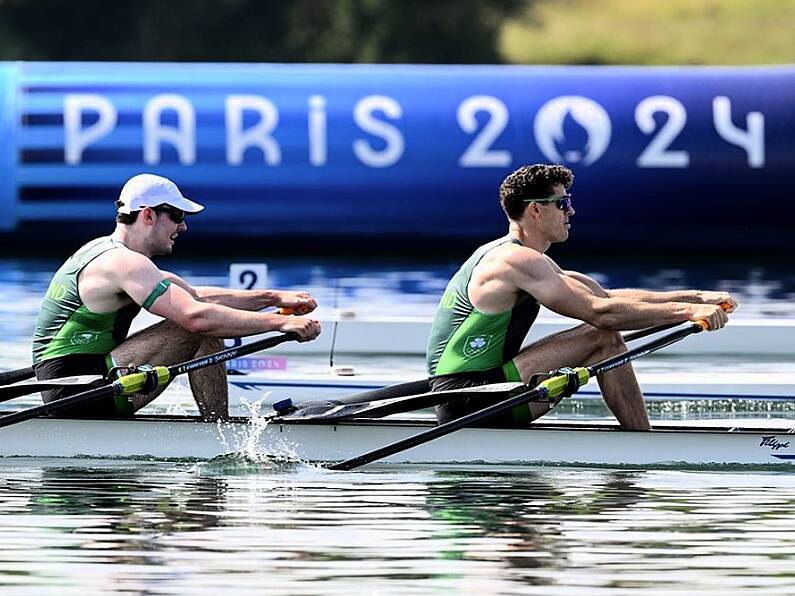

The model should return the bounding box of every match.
[0,0,524,63]
[0,0,791,65]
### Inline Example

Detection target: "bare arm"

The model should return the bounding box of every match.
[561,269,737,312]
[162,272,317,314]
[111,257,320,341]
[608,287,736,310]
[560,270,609,298]
[505,251,729,331]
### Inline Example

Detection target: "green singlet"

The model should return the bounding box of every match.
[426,236,540,379]
[32,236,171,365]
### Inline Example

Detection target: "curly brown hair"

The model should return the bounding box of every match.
[499,164,573,221]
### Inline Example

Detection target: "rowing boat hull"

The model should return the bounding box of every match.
[2,416,794,467]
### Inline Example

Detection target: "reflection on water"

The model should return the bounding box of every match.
[1,460,795,594]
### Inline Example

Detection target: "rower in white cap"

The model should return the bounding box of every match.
[31,174,320,421]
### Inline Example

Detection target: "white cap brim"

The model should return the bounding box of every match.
[117,174,205,214]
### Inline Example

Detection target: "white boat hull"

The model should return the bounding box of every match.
[2,416,794,467]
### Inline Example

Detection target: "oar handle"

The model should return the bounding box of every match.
[623,301,731,341]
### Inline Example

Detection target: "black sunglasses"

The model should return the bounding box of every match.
[152,205,186,224]
[523,194,573,212]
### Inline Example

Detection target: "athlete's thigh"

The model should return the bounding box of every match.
[513,323,604,382]
[111,319,201,368]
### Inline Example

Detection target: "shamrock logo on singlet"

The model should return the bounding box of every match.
[463,334,493,359]
[70,332,99,346]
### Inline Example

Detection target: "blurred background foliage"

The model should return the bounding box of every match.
[502,0,795,65]
[0,0,792,64]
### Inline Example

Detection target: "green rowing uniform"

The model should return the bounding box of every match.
[32,236,171,365]
[426,236,540,380]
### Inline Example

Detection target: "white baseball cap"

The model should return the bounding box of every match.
[117,174,205,214]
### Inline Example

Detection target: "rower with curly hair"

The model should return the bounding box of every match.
[426,163,736,430]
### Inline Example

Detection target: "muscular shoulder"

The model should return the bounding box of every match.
[83,244,154,280]
[470,243,551,312]
[489,243,551,282]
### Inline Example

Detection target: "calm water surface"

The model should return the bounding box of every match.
[1,257,795,593]
[2,459,795,595]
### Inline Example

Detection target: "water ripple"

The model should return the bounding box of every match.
[0,462,794,594]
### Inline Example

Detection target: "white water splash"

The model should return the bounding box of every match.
[215,393,303,464]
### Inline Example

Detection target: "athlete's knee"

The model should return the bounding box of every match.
[200,336,224,353]
[582,326,625,356]
[598,328,626,354]
[166,322,221,351]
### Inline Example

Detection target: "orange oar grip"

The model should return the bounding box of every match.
[278,307,295,315]
[719,301,731,311]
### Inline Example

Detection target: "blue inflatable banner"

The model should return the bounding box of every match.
[0,62,792,248]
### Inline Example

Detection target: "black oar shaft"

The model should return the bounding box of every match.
[594,323,704,376]
[0,366,35,386]
[329,372,588,471]
[0,385,115,429]
[328,386,542,471]
[0,375,104,403]
[622,322,682,342]
[169,332,298,376]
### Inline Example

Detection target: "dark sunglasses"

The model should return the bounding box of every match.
[523,194,573,212]
[152,205,186,224]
